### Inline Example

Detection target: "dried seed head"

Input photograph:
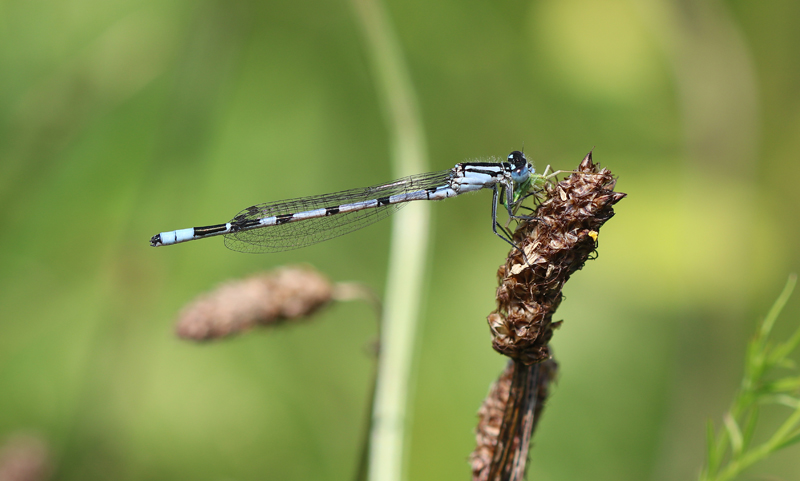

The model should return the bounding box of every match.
[175,266,333,341]
[472,152,624,480]
[0,433,50,481]
[488,151,626,364]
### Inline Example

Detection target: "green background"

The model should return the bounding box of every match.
[1,0,799,479]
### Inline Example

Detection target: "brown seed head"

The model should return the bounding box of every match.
[489,151,626,363]
[175,266,333,341]
[0,433,50,481]
[472,151,624,481]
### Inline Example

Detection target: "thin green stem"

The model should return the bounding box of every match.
[348,1,429,481]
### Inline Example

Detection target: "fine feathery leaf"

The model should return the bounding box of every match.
[705,419,719,477]
[724,414,744,457]
[758,274,797,343]
[763,394,800,410]
[740,408,759,453]
[744,275,798,384]
[773,429,800,451]
[763,376,800,394]
[700,274,798,481]
[769,319,800,367]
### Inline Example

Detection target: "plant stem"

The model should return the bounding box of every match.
[348,1,429,481]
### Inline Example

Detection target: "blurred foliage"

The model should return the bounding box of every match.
[702,275,800,481]
[0,0,799,480]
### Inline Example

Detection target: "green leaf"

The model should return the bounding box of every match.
[760,394,800,409]
[758,275,797,341]
[763,377,800,394]
[741,407,759,451]
[724,413,744,456]
[706,419,720,476]
[774,429,800,451]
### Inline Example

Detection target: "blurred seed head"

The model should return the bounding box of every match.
[175,266,334,341]
[0,433,50,481]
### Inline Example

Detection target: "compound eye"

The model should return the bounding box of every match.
[508,151,527,170]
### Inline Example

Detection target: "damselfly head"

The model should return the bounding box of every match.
[508,151,533,183]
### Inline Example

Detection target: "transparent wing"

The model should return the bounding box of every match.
[224,169,452,253]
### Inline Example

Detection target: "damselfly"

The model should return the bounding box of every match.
[150,151,551,253]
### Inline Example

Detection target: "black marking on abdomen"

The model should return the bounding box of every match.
[377,196,391,206]
[275,214,294,225]
[194,224,229,236]
[326,206,339,216]
[230,219,260,232]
